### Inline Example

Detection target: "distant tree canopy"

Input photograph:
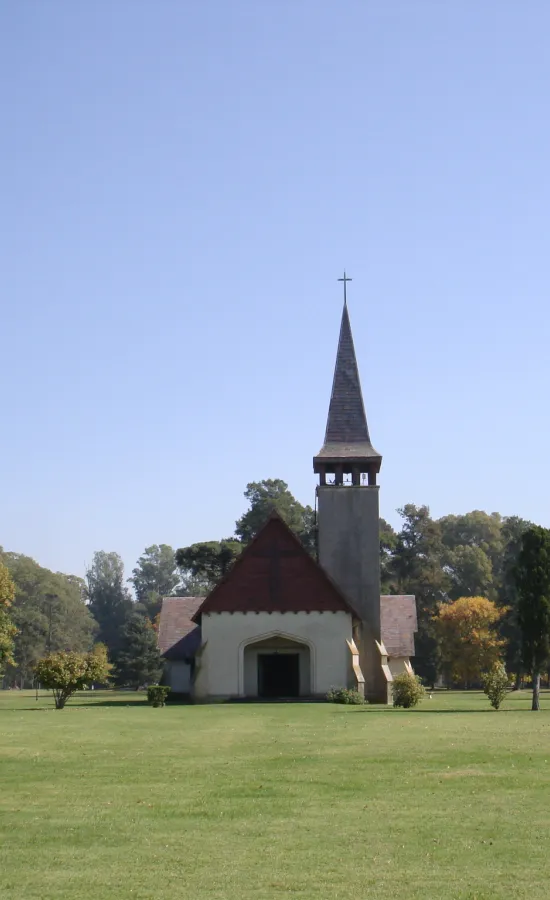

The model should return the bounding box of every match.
[235,479,315,552]
[175,540,243,596]
[128,544,180,619]
[0,562,17,675]
[382,505,532,685]
[85,551,133,656]
[1,548,97,687]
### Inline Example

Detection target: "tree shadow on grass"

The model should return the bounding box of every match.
[75,699,150,707]
[1,699,151,711]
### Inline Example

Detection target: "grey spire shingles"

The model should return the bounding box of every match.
[315,302,381,461]
[325,302,370,444]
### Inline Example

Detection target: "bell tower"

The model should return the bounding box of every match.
[314,276,387,702]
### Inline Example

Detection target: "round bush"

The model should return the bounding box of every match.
[391,673,425,708]
[147,685,171,707]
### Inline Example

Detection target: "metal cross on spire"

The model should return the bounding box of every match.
[338,271,352,305]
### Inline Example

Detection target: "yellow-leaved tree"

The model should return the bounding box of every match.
[434,596,507,686]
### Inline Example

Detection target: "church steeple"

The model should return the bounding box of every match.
[314,293,382,486]
[314,277,387,702]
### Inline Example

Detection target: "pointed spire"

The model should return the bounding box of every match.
[314,298,381,480]
[324,302,371,445]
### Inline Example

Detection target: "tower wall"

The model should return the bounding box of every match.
[317,485,387,702]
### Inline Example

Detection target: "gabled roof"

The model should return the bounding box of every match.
[380,595,417,658]
[158,596,203,660]
[315,301,381,463]
[197,511,357,616]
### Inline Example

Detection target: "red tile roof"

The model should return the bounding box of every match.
[198,512,356,616]
[158,596,204,660]
[380,595,417,658]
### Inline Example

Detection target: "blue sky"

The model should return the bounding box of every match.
[2,1,549,580]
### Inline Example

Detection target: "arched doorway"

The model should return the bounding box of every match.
[243,635,311,699]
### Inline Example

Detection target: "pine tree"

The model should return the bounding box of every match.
[114,612,162,689]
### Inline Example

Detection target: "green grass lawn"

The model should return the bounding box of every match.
[1,690,550,899]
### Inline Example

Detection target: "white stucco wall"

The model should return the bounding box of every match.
[165,661,192,694]
[194,611,353,699]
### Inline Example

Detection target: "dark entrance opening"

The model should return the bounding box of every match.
[258,653,300,698]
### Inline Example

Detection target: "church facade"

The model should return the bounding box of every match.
[158,296,417,703]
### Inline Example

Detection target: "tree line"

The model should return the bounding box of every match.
[1,478,550,708]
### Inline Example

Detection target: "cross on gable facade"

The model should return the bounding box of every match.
[250,535,301,607]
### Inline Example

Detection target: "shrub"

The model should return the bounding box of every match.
[392,672,425,708]
[326,687,365,705]
[481,663,510,710]
[147,685,171,708]
[35,645,112,710]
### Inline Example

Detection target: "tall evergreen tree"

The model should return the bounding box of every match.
[86,551,133,656]
[113,612,162,689]
[391,505,449,685]
[497,516,533,685]
[379,518,398,594]
[514,526,550,710]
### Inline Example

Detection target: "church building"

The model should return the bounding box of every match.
[158,289,417,703]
